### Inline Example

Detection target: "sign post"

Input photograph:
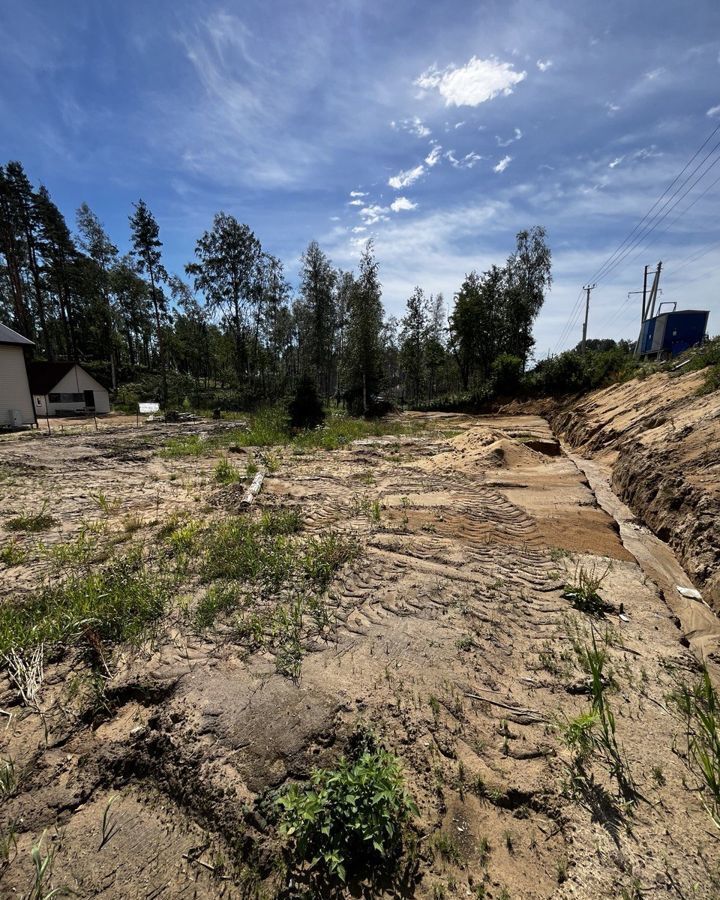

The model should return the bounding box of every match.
[138,401,160,426]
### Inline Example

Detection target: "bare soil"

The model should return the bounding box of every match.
[1,411,719,898]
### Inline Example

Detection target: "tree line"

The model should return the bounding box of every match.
[0,160,552,414]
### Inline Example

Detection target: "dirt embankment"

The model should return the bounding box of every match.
[546,369,720,610]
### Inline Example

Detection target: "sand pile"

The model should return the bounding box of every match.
[417,426,549,472]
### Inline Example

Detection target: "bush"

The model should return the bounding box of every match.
[491,353,523,395]
[277,737,417,883]
[288,376,325,430]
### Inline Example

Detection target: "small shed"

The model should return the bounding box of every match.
[0,323,35,426]
[27,362,110,417]
[636,309,709,360]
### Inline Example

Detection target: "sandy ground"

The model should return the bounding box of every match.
[0,413,719,898]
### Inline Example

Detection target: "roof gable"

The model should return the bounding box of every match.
[27,362,77,394]
[0,323,34,346]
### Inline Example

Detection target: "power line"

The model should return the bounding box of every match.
[587,121,720,285]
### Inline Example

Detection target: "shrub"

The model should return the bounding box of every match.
[277,739,417,883]
[491,354,523,396]
[288,375,326,430]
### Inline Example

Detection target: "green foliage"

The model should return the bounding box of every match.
[0,551,169,657]
[302,532,359,588]
[214,457,242,484]
[525,343,638,398]
[277,739,417,883]
[0,540,28,567]
[491,353,523,395]
[4,503,58,533]
[670,668,720,827]
[288,375,326,429]
[562,562,612,616]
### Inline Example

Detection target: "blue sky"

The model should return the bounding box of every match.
[1,0,719,358]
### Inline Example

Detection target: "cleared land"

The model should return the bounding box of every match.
[0,409,719,898]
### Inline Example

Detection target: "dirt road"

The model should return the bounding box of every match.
[0,413,718,898]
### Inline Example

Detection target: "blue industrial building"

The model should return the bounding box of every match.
[636,307,709,360]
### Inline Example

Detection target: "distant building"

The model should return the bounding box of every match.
[636,308,709,360]
[0,323,35,426]
[27,362,110,417]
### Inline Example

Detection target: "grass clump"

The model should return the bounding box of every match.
[0,551,169,657]
[277,735,417,884]
[214,457,242,484]
[0,540,28,568]
[159,433,206,458]
[4,503,58,534]
[302,532,359,588]
[562,562,612,616]
[670,667,720,827]
[201,517,294,586]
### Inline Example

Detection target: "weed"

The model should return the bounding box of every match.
[301,532,359,588]
[651,765,666,787]
[0,540,28,567]
[246,455,259,477]
[556,856,568,883]
[431,831,462,865]
[477,835,491,867]
[560,629,634,798]
[562,562,612,616]
[214,457,242,484]
[0,551,169,657]
[277,742,417,884]
[260,509,301,535]
[159,434,206,458]
[0,756,17,798]
[265,453,280,473]
[670,667,720,827]
[429,695,441,722]
[98,795,120,850]
[0,822,17,865]
[5,502,57,533]
[503,830,514,854]
[91,492,119,515]
[122,515,144,535]
[195,583,244,628]
[27,831,61,900]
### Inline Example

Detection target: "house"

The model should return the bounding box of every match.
[27,362,110,417]
[0,323,35,426]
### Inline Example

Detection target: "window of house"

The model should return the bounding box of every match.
[48,393,83,403]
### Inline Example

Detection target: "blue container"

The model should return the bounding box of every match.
[637,310,709,359]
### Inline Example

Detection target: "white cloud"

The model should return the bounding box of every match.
[350,190,367,197]
[536,59,553,72]
[349,199,364,206]
[359,204,389,224]
[388,164,425,189]
[454,121,465,129]
[496,127,523,147]
[707,104,720,118]
[446,150,483,169]
[390,196,418,212]
[493,155,512,173]
[644,67,665,81]
[391,116,431,138]
[605,102,620,115]
[425,145,442,166]
[352,225,367,233]
[608,156,623,169]
[415,56,526,107]
[330,216,340,221]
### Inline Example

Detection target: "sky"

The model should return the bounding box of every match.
[1,0,719,359]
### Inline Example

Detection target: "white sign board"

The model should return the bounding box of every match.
[138,402,160,414]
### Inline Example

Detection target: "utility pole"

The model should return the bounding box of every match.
[581,283,596,353]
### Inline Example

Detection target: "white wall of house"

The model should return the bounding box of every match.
[34,365,110,417]
[0,345,35,426]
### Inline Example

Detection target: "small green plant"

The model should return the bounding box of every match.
[651,765,665,786]
[431,831,462,865]
[0,756,17,797]
[98,795,120,850]
[670,667,720,827]
[4,502,57,533]
[556,856,568,883]
[277,738,417,884]
[27,831,61,900]
[560,629,634,797]
[301,532,359,588]
[0,822,18,865]
[0,540,27,567]
[91,492,119,515]
[477,835,491,867]
[246,455,259,477]
[562,562,612,616]
[214,457,242,484]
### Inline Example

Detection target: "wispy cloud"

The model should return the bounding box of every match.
[388,163,425,189]
[608,156,623,169]
[391,116,431,138]
[707,104,720,117]
[445,150,482,169]
[359,204,389,224]
[349,199,364,206]
[425,145,442,166]
[350,190,367,197]
[493,155,512,173]
[390,196,418,212]
[496,127,522,147]
[415,56,526,107]
[536,59,553,72]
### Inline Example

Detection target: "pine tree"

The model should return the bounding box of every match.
[399,287,429,404]
[344,241,383,415]
[298,240,337,398]
[129,199,168,403]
